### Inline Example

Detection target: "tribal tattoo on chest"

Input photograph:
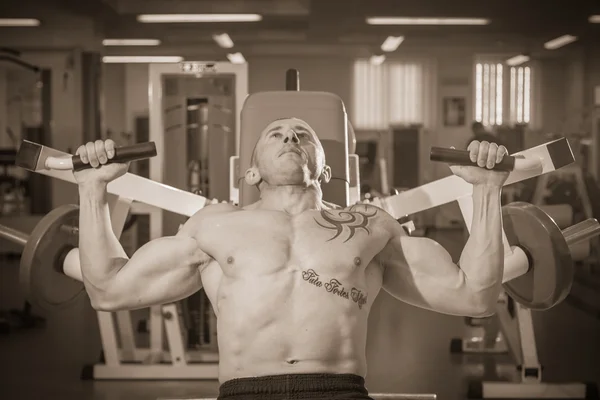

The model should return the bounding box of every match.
[313,204,379,243]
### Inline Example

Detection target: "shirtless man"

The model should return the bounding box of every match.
[74,117,508,400]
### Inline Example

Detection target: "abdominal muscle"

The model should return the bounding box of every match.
[214,268,371,383]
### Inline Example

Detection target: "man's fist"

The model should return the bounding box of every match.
[73,139,129,186]
[450,140,509,187]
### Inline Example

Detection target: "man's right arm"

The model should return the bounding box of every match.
[79,183,215,311]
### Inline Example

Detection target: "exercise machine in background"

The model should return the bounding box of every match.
[80,61,248,380]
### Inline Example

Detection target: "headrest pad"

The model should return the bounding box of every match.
[238,91,350,207]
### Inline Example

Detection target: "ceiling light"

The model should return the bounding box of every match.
[544,35,577,50]
[137,14,262,23]
[102,56,183,63]
[506,54,530,66]
[381,36,404,52]
[226,52,246,64]
[589,15,600,23]
[0,18,40,27]
[102,39,161,46]
[370,55,386,65]
[213,33,234,48]
[181,62,218,74]
[366,17,489,25]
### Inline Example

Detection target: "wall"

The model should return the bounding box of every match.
[0,69,6,148]
[583,45,600,178]
[583,45,600,109]
[102,63,150,143]
[20,50,84,208]
[102,63,126,140]
[248,56,353,114]
[539,59,568,135]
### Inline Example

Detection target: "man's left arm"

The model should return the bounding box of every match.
[377,141,508,317]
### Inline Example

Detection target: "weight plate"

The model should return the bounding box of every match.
[502,202,574,310]
[20,204,85,310]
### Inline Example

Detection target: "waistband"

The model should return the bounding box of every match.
[218,373,371,399]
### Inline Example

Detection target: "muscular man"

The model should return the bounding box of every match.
[75,117,508,400]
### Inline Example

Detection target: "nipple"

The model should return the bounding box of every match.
[354,257,362,266]
[227,256,234,264]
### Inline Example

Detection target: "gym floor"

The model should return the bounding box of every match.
[1,228,599,400]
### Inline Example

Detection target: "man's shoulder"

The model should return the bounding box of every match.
[191,202,239,220]
[345,202,391,217]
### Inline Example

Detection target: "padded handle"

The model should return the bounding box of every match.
[72,142,157,171]
[430,147,516,171]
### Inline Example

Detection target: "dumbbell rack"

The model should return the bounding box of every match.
[455,198,595,399]
[82,198,219,380]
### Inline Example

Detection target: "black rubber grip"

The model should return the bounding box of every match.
[72,142,157,171]
[430,147,516,171]
[286,69,299,91]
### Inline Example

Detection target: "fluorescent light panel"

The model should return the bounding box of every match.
[0,18,40,26]
[213,33,234,48]
[544,35,577,50]
[226,52,246,64]
[381,36,404,52]
[102,39,161,46]
[506,54,529,66]
[102,56,183,63]
[137,14,262,23]
[366,17,489,25]
[589,15,600,23]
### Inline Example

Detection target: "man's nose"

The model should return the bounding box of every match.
[283,131,299,144]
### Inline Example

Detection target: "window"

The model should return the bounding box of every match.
[352,60,425,130]
[509,66,531,125]
[475,62,503,126]
[474,61,533,127]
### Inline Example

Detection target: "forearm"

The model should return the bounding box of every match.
[78,183,129,297]
[458,184,504,305]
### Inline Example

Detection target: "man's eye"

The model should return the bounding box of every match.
[272,133,282,138]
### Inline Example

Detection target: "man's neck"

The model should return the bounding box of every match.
[258,184,324,215]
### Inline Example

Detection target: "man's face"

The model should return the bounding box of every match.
[252,118,326,185]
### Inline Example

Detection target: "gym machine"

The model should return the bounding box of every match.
[453,170,598,398]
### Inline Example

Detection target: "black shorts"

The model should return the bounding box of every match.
[218,373,374,400]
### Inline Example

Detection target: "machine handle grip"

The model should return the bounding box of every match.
[45,142,157,171]
[72,142,157,171]
[430,147,516,171]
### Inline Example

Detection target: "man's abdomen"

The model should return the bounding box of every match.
[215,270,369,383]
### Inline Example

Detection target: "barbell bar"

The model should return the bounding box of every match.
[0,201,598,311]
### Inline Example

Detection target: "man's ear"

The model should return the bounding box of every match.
[319,165,332,184]
[245,166,262,186]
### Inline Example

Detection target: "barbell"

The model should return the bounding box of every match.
[0,200,598,311]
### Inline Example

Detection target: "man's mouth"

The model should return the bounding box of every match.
[280,147,303,157]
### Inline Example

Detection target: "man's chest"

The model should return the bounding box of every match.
[198,206,390,272]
